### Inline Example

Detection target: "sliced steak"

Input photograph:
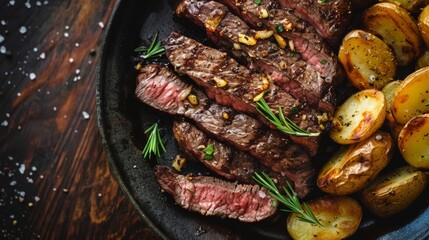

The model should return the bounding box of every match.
[173,120,291,185]
[215,0,341,84]
[173,120,257,183]
[136,64,315,197]
[154,165,278,222]
[164,32,322,155]
[278,0,352,44]
[176,0,336,115]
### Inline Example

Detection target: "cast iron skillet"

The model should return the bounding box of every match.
[96,0,429,239]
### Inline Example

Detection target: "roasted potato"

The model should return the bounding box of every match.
[330,89,386,144]
[338,30,396,90]
[382,80,404,140]
[391,66,429,124]
[360,166,428,217]
[318,131,393,195]
[381,0,428,13]
[419,5,429,49]
[287,195,362,240]
[363,3,422,66]
[398,113,429,169]
[415,49,429,70]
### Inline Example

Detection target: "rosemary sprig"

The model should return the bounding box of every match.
[256,98,320,137]
[142,123,166,159]
[425,102,429,106]
[134,32,165,60]
[253,172,323,227]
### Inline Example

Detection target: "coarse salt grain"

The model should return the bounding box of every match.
[69,58,74,63]
[64,32,69,38]
[25,1,31,8]
[19,164,25,174]
[39,52,45,59]
[32,166,37,171]
[29,73,36,80]
[82,111,90,119]
[53,106,57,111]
[1,20,6,25]
[6,113,10,118]
[376,135,383,140]
[9,0,15,6]
[17,92,21,96]
[1,120,8,127]
[33,47,38,52]
[258,190,266,198]
[0,35,4,44]
[0,46,6,54]
[34,196,40,202]
[10,181,16,186]
[65,26,70,30]
[19,26,27,34]
[98,22,104,28]
[36,1,41,6]
[75,69,80,74]
[8,156,13,160]
[75,42,79,47]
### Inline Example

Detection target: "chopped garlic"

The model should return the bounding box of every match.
[238,33,257,46]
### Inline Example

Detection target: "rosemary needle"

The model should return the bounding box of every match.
[256,98,320,137]
[253,172,323,227]
[142,123,166,159]
[135,32,165,60]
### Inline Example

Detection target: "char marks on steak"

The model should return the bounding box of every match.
[173,120,257,183]
[154,165,277,222]
[173,121,291,185]
[164,32,322,155]
[215,0,341,84]
[176,0,336,115]
[136,64,315,197]
[278,0,352,44]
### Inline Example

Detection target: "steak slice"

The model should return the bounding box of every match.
[154,165,278,222]
[173,120,257,183]
[215,0,341,84]
[164,32,322,155]
[136,64,315,197]
[173,120,291,185]
[176,0,336,115]
[278,0,352,44]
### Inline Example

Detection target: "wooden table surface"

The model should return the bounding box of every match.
[0,1,159,239]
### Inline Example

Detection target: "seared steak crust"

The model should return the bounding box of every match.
[164,32,321,155]
[215,0,341,84]
[278,0,352,44]
[176,0,335,115]
[136,64,315,197]
[154,165,277,222]
[173,120,257,183]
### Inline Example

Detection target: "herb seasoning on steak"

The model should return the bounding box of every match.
[176,0,336,115]
[215,0,342,84]
[136,64,315,197]
[164,32,323,155]
[154,165,278,222]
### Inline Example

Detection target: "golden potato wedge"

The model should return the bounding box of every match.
[339,30,396,90]
[363,3,422,66]
[398,113,429,169]
[391,67,429,124]
[419,5,429,49]
[415,49,429,70]
[382,80,404,140]
[360,166,427,217]
[318,131,393,195]
[287,196,362,240]
[330,89,386,144]
[381,0,428,13]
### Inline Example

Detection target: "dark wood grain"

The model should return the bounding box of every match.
[0,1,159,239]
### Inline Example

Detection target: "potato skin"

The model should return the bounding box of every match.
[391,66,429,125]
[330,89,386,144]
[338,30,396,90]
[381,0,428,13]
[398,114,429,169]
[318,131,393,195]
[363,3,422,66]
[287,196,362,240]
[360,166,428,217]
[382,80,404,140]
[419,5,429,49]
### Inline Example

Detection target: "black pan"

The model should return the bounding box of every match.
[96,0,429,239]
